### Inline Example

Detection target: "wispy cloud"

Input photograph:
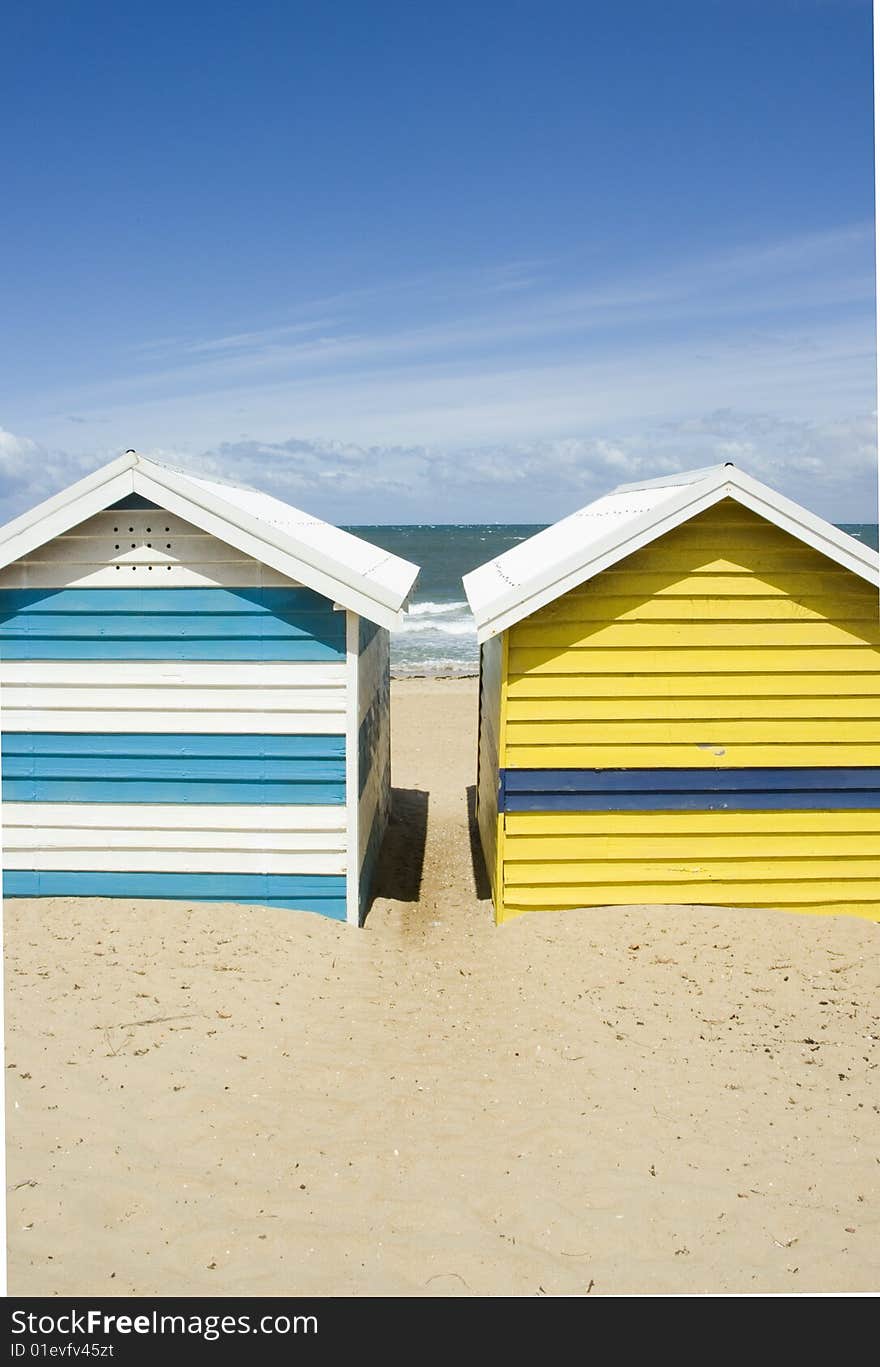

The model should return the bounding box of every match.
[0,407,874,526]
[1,224,874,523]
[16,224,871,434]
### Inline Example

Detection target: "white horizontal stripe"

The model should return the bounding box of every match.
[1,709,346,734]
[0,563,299,588]
[0,657,348,733]
[2,685,344,712]
[0,660,347,687]
[6,826,343,854]
[4,849,347,875]
[0,509,306,590]
[2,803,347,832]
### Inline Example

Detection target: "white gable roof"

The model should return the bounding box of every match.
[0,451,419,628]
[463,463,880,643]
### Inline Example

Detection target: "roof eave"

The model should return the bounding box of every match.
[0,453,418,628]
[469,469,879,642]
[470,478,732,640]
[132,462,416,627]
[0,456,138,568]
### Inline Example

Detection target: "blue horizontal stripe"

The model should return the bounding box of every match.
[0,587,344,661]
[3,870,346,920]
[0,586,340,614]
[3,732,346,805]
[503,791,880,812]
[3,780,346,803]
[4,733,345,759]
[499,767,880,813]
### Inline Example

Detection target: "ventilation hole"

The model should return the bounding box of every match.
[128,526,134,532]
[113,526,118,532]
[164,527,169,532]
[166,565,171,571]
[166,543,171,549]
[148,565,153,571]
[114,544,119,550]
[115,565,121,571]
[146,527,151,532]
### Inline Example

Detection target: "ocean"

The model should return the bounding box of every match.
[346,523,880,676]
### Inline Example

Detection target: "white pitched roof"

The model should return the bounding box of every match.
[0,451,419,628]
[463,463,880,643]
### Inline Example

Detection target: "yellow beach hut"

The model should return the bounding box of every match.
[463,464,880,924]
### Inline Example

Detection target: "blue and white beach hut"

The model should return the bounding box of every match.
[0,451,418,924]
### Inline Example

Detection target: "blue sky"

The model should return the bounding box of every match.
[0,0,875,523]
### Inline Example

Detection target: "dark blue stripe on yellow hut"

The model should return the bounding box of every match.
[499,767,880,812]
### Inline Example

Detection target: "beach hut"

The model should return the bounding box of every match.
[463,464,880,924]
[0,451,418,924]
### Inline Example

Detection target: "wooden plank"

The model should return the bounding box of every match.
[0,562,297,588]
[4,848,347,875]
[3,777,346,805]
[501,766,880,793]
[510,620,880,649]
[0,684,346,711]
[502,877,880,906]
[506,671,880,698]
[504,718,880,744]
[0,659,347,687]
[505,830,880,859]
[556,571,862,598]
[500,898,880,920]
[503,809,880,836]
[505,856,880,883]
[1,802,347,831]
[2,869,348,919]
[505,695,880,721]
[0,709,346,734]
[504,743,880,768]
[508,647,880,674]
[3,733,345,758]
[532,595,877,623]
[5,826,346,854]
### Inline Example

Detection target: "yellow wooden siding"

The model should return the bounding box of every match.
[493,500,880,922]
[503,501,880,770]
[500,807,879,920]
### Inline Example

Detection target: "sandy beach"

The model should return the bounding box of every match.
[4,676,879,1296]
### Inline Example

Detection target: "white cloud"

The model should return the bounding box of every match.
[0,407,875,527]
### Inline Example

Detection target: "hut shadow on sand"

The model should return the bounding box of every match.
[465,784,492,901]
[363,788,429,919]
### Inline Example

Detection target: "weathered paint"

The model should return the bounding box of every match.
[475,633,503,901]
[356,613,391,921]
[480,499,880,923]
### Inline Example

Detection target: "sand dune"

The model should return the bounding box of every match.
[5,678,879,1295]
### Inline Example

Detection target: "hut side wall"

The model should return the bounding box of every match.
[496,499,880,922]
[0,500,350,918]
[356,616,390,922]
[476,633,504,901]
